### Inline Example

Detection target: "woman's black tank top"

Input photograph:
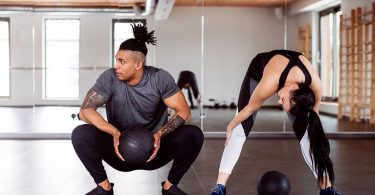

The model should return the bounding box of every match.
[246,50,312,89]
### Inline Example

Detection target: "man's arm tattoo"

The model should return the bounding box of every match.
[81,88,106,109]
[160,114,185,137]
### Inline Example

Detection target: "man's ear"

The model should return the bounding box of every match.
[135,60,143,70]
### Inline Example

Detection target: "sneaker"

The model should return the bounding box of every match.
[85,183,114,195]
[320,186,342,195]
[210,184,226,195]
[161,181,188,195]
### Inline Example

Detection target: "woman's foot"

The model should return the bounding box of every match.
[210,184,226,195]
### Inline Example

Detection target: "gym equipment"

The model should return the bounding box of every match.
[208,99,221,109]
[119,128,154,164]
[257,170,290,195]
[229,102,237,109]
[221,102,228,109]
[71,113,81,120]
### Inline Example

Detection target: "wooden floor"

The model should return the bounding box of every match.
[0,139,374,195]
[1,106,375,194]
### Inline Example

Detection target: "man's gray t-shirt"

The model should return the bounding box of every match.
[93,66,180,133]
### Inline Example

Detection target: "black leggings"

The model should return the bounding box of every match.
[71,124,204,185]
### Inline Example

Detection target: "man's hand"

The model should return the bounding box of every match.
[147,131,161,162]
[112,129,125,161]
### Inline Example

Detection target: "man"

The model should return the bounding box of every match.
[71,23,204,195]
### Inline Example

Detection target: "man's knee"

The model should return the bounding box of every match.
[181,125,204,148]
[71,124,96,147]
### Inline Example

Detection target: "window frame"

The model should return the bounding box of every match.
[111,19,146,66]
[0,17,10,98]
[43,18,80,100]
[318,6,341,102]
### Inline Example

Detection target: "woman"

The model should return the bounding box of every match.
[210,50,341,195]
[177,70,201,109]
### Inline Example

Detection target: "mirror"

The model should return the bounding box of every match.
[0,7,36,135]
[200,0,375,135]
[152,4,203,129]
[1,0,375,138]
[201,3,292,134]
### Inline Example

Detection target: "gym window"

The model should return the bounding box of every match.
[0,18,10,97]
[44,19,80,99]
[319,6,341,102]
[112,19,145,66]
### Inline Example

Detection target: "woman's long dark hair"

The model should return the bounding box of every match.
[289,83,334,185]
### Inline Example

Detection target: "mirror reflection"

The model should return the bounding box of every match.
[200,5,291,133]
[0,0,375,138]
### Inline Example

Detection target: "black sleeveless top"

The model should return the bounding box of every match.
[238,50,312,136]
[247,50,312,89]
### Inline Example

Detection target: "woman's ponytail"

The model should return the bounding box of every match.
[307,110,335,185]
[290,83,334,185]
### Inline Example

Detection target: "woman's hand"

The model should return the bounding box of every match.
[112,129,125,161]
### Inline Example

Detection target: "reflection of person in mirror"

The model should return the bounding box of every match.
[177,70,201,109]
[210,50,341,195]
[71,23,203,195]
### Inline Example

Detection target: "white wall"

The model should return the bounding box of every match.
[0,11,154,106]
[154,7,294,105]
[0,6,298,106]
[202,7,288,105]
[2,13,34,106]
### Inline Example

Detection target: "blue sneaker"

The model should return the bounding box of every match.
[210,184,226,195]
[320,186,342,195]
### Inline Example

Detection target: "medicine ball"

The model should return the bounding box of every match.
[119,128,154,165]
[257,171,291,195]
[229,102,237,109]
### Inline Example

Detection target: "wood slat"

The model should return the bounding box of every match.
[338,14,344,119]
[371,3,375,123]
[350,9,356,122]
[356,7,363,122]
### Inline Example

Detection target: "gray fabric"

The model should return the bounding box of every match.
[93,66,180,133]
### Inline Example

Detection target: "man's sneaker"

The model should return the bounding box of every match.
[85,183,114,195]
[320,186,342,195]
[210,184,226,195]
[161,181,188,195]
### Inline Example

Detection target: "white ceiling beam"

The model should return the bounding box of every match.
[154,0,175,20]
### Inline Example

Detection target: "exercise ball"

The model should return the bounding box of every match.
[119,128,154,165]
[257,171,290,195]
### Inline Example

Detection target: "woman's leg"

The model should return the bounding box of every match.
[216,124,247,184]
[211,77,259,194]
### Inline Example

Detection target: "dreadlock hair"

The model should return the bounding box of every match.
[289,83,335,186]
[119,23,156,56]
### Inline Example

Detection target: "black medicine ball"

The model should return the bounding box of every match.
[119,128,154,165]
[257,171,291,195]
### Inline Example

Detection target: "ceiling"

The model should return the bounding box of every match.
[175,0,297,7]
[0,0,298,8]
